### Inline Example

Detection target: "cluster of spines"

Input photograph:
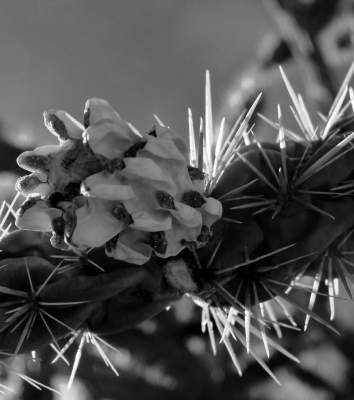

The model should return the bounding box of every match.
[188,61,354,382]
[0,254,120,394]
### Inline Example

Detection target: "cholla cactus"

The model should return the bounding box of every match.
[0,61,354,393]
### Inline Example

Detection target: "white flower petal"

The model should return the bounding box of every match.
[171,202,202,228]
[70,198,126,248]
[122,158,177,192]
[162,223,199,258]
[107,229,152,265]
[16,173,51,197]
[16,199,62,231]
[86,121,136,159]
[109,241,151,265]
[129,210,172,232]
[143,136,186,162]
[155,126,189,161]
[201,197,223,227]
[124,196,172,232]
[84,171,135,200]
[44,110,84,140]
[84,98,122,126]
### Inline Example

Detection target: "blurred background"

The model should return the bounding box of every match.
[0,0,354,399]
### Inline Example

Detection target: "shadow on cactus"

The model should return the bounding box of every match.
[0,61,354,393]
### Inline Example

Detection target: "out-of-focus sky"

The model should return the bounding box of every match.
[0,0,272,144]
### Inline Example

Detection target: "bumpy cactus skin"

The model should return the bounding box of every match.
[199,138,354,302]
[0,233,181,354]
